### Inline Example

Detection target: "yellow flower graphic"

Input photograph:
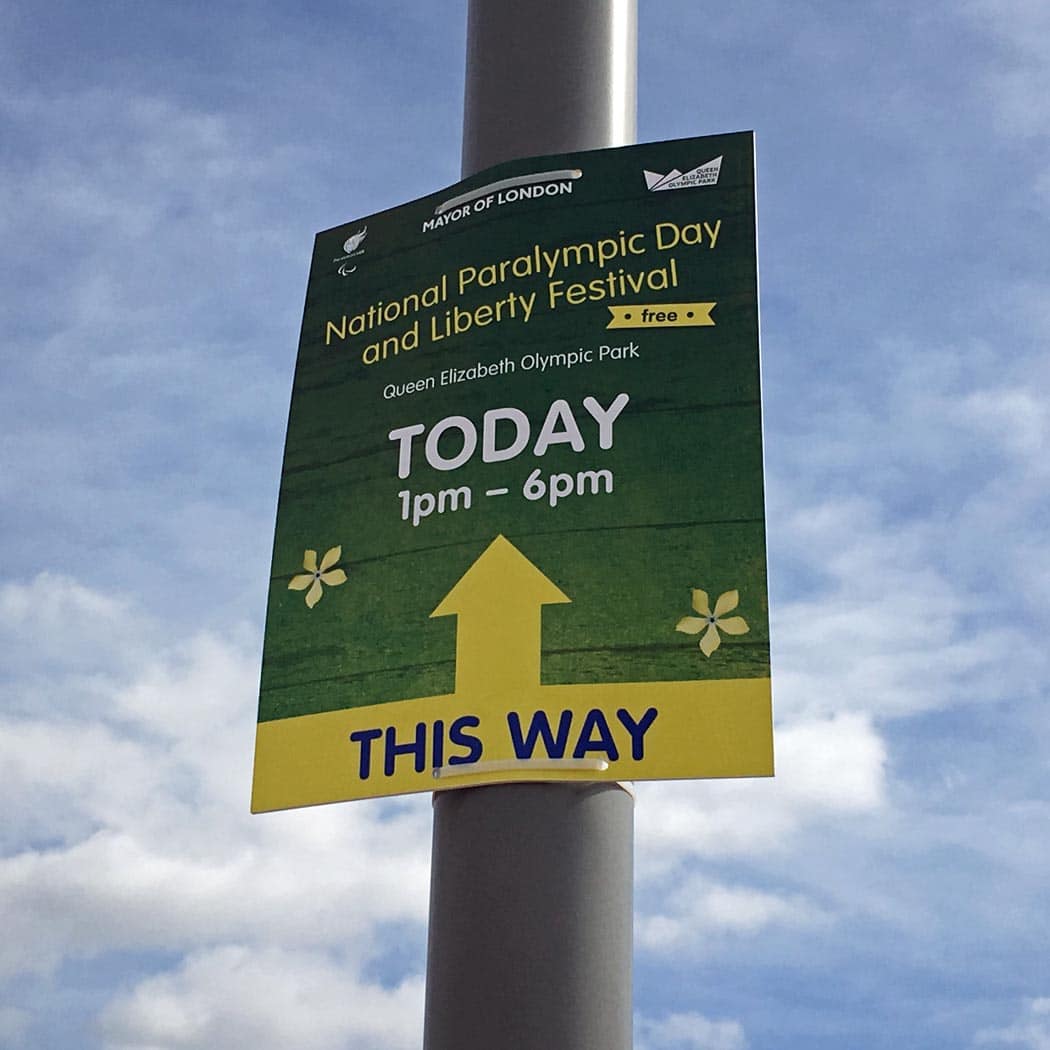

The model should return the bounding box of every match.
[676,588,749,657]
[288,546,347,608]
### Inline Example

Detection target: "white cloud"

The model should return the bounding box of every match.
[638,1010,748,1050]
[97,946,424,1050]
[956,386,1050,460]
[977,998,1050,1050]
[0,572,152,685]
[0,576,431,990]
[636,712,885,866]
[637,872,826,952]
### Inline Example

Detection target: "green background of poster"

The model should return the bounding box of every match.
[258,132,767,724]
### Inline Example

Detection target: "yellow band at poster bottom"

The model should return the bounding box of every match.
[251,677,772,812]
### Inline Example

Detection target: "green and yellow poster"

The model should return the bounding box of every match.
[252,131,773,811]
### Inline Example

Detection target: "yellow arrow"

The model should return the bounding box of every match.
[431,534,570,696]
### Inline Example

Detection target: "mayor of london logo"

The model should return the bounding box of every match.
[334,226,368,276]
[644,155,722,191]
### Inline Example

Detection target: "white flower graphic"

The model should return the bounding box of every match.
[676,588,749,657]
[288,546,347,609]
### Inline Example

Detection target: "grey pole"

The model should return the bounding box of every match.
[461,0,636,173]
[423,4,638,1050]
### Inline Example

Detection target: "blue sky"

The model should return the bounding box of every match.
[2,1,1049,1047]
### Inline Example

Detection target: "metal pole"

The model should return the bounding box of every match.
[460,0,637,173]
[424,4,638,1050]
